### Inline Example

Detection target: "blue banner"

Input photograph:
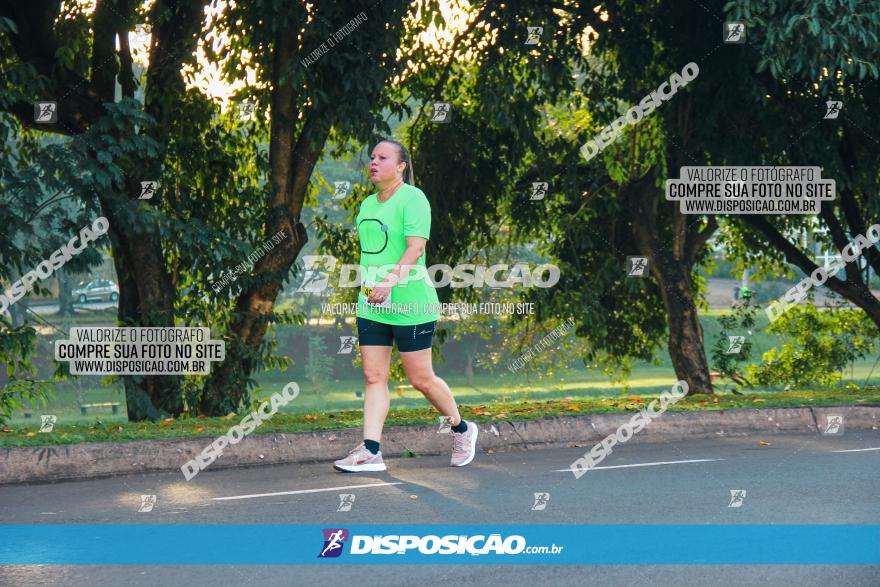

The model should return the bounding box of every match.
[1,524,878,565]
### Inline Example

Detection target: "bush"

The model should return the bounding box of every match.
[710,303,757,391]
[0,322,53,425]
[747,305,879,388]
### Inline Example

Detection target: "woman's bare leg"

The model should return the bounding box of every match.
[399,348,462,425]
[360,345,393,441]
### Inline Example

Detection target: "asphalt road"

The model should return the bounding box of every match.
[1,431,878,586]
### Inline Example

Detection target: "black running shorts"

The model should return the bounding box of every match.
[356,316,436,352]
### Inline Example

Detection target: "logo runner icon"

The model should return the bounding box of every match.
[728,489,746,508]
[297,255,337,293]
[39,415,57,433]
[525,26,543,45]
[824,100,842,119]
[822,415,844,434]
[35,102,57,123]
[530,182,548,200]
[338,336,357,354]
[431,102,451,123]
[532,492,550,510]
[333,181,351,200]
[628,256,648,277]
[336,494,355,512]
[318,528,349,558]
[726,335,745,354]
[723,22,745,43]
[138,494,157,513]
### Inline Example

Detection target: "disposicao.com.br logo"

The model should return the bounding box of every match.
[296,255,560,292]
[318,528,563,558]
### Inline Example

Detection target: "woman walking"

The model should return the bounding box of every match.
[333,139,478,472]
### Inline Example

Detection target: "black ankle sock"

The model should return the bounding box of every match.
[451,420,468,433]
[364,439,380,455]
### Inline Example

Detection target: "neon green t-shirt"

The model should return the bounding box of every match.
[355,183,441,325]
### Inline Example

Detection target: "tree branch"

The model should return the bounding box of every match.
[819,198,865,286]
[739,214,877,304]
[685,214,718,265]
[90,0,120,102]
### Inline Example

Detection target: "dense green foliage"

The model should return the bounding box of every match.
[749,304,879,387]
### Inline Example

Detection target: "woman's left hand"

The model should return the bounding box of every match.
[367,276,396,304]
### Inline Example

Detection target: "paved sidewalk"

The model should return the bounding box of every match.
[1,432,878,585]
[2,405,876,485]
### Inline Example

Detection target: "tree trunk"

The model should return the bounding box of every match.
[199,20,331,415]
[100,191,180,420]
[628,170,717,395]
[56,268,74,317]
[7,268,27,327]
[656,263,713,394]
[103,0,203,420]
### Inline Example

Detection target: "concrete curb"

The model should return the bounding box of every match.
[1,405,878,485]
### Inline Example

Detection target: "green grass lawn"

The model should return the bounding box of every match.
[3,387,878,448]
[6,308,879,432]
[5,362,879,429]
[7,370,674,427]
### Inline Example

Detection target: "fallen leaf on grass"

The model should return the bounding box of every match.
[223,412,237,420]
[752,398,766,403]
[195,426,205,433]
[759,440,772,446]
[26,432,36,437]
[697,401,708,407]
[159,418,174,427]
[566,405,581,412]
[1,427,13,433]
[626,396,643,402]
[304,415,319,421]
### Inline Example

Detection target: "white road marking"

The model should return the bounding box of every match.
[212,481,403,501]
[552,458,723,473]
[832,447,880,453]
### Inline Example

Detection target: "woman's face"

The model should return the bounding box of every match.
[369,142,404,185]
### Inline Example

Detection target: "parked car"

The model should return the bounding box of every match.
[72,279,119,303]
